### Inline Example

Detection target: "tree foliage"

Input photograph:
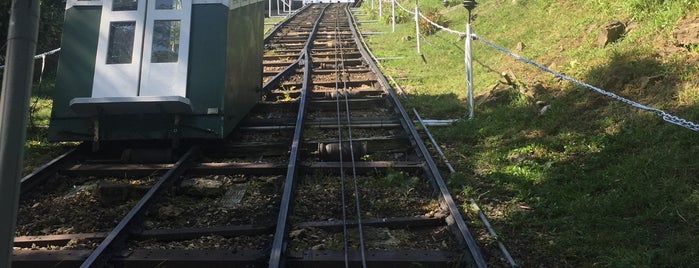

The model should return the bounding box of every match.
[1,0,66,76]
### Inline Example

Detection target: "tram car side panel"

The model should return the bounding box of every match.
[182,3,230,139]
[48,0,264,142]
[48,5,101,141]
[224,1,264,133]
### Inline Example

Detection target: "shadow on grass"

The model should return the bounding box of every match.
[430,48,699,266]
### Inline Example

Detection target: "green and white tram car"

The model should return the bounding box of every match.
[48,0,264,143]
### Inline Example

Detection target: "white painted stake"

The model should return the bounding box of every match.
[391,0,395,32]
[465,19,474,119]
[414,3,420,54]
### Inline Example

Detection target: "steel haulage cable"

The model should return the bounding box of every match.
[334,5,368,267]
[332,6,351,267]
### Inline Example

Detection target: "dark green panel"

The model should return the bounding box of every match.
[187,4,228,115]
[48,6,101,141]
[49,114,223,141]
[224,1,264,134]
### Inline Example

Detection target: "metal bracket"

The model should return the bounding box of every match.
[92,116,99,152]
[172,115,181,148]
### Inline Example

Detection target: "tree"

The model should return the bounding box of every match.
[1,0,66,78]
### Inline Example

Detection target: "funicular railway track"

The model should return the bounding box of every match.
[13,3,487,267]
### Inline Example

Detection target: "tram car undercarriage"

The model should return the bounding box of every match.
[48,0,265,145]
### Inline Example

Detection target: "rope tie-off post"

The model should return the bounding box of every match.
[463,0,476,119]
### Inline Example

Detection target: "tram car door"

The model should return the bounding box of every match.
[93,0,191,98]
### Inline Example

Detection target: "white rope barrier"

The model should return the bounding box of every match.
[385,0,699,131]
[0,47,61,71]
[472,34,699,131]
[393,0,415,15]
[419,12,464,35]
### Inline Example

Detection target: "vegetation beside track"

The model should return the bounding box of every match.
[356,0,699,266]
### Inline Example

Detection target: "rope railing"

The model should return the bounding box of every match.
[393,0,415,15]
[419,12,464,35]
[0,47,61,70]
[471,34,699,131]
[386,0,699,131]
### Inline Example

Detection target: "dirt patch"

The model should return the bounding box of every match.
[673,15,699,47]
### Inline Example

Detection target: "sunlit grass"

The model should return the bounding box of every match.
[264,15,289,34]
[22,80,74,175]
[358,0,699,266]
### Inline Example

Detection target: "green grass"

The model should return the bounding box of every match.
[265,15,289,35]
[358,0,699,266]
[23,79,73,175]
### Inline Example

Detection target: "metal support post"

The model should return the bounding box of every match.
[0,0,41,265]
[463,0,477,119]
[465,20,473,119]
[92,117,100,151]
[269,0,272,17]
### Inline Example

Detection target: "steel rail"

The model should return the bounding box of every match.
[263,4,311,43]
[263,60,301,92]
[263,6,321,92]
[80,146,199,267]
[471,199,518,267]
[413,108,456,174]
[268,4,329,268]
[20,144,86,193]
[344,4,488,268]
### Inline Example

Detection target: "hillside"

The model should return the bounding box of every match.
[357,0,699,266]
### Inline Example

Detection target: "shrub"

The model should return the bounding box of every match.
[418,7,448,36]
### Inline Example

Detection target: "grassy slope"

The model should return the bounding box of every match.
[358,0,699,266]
